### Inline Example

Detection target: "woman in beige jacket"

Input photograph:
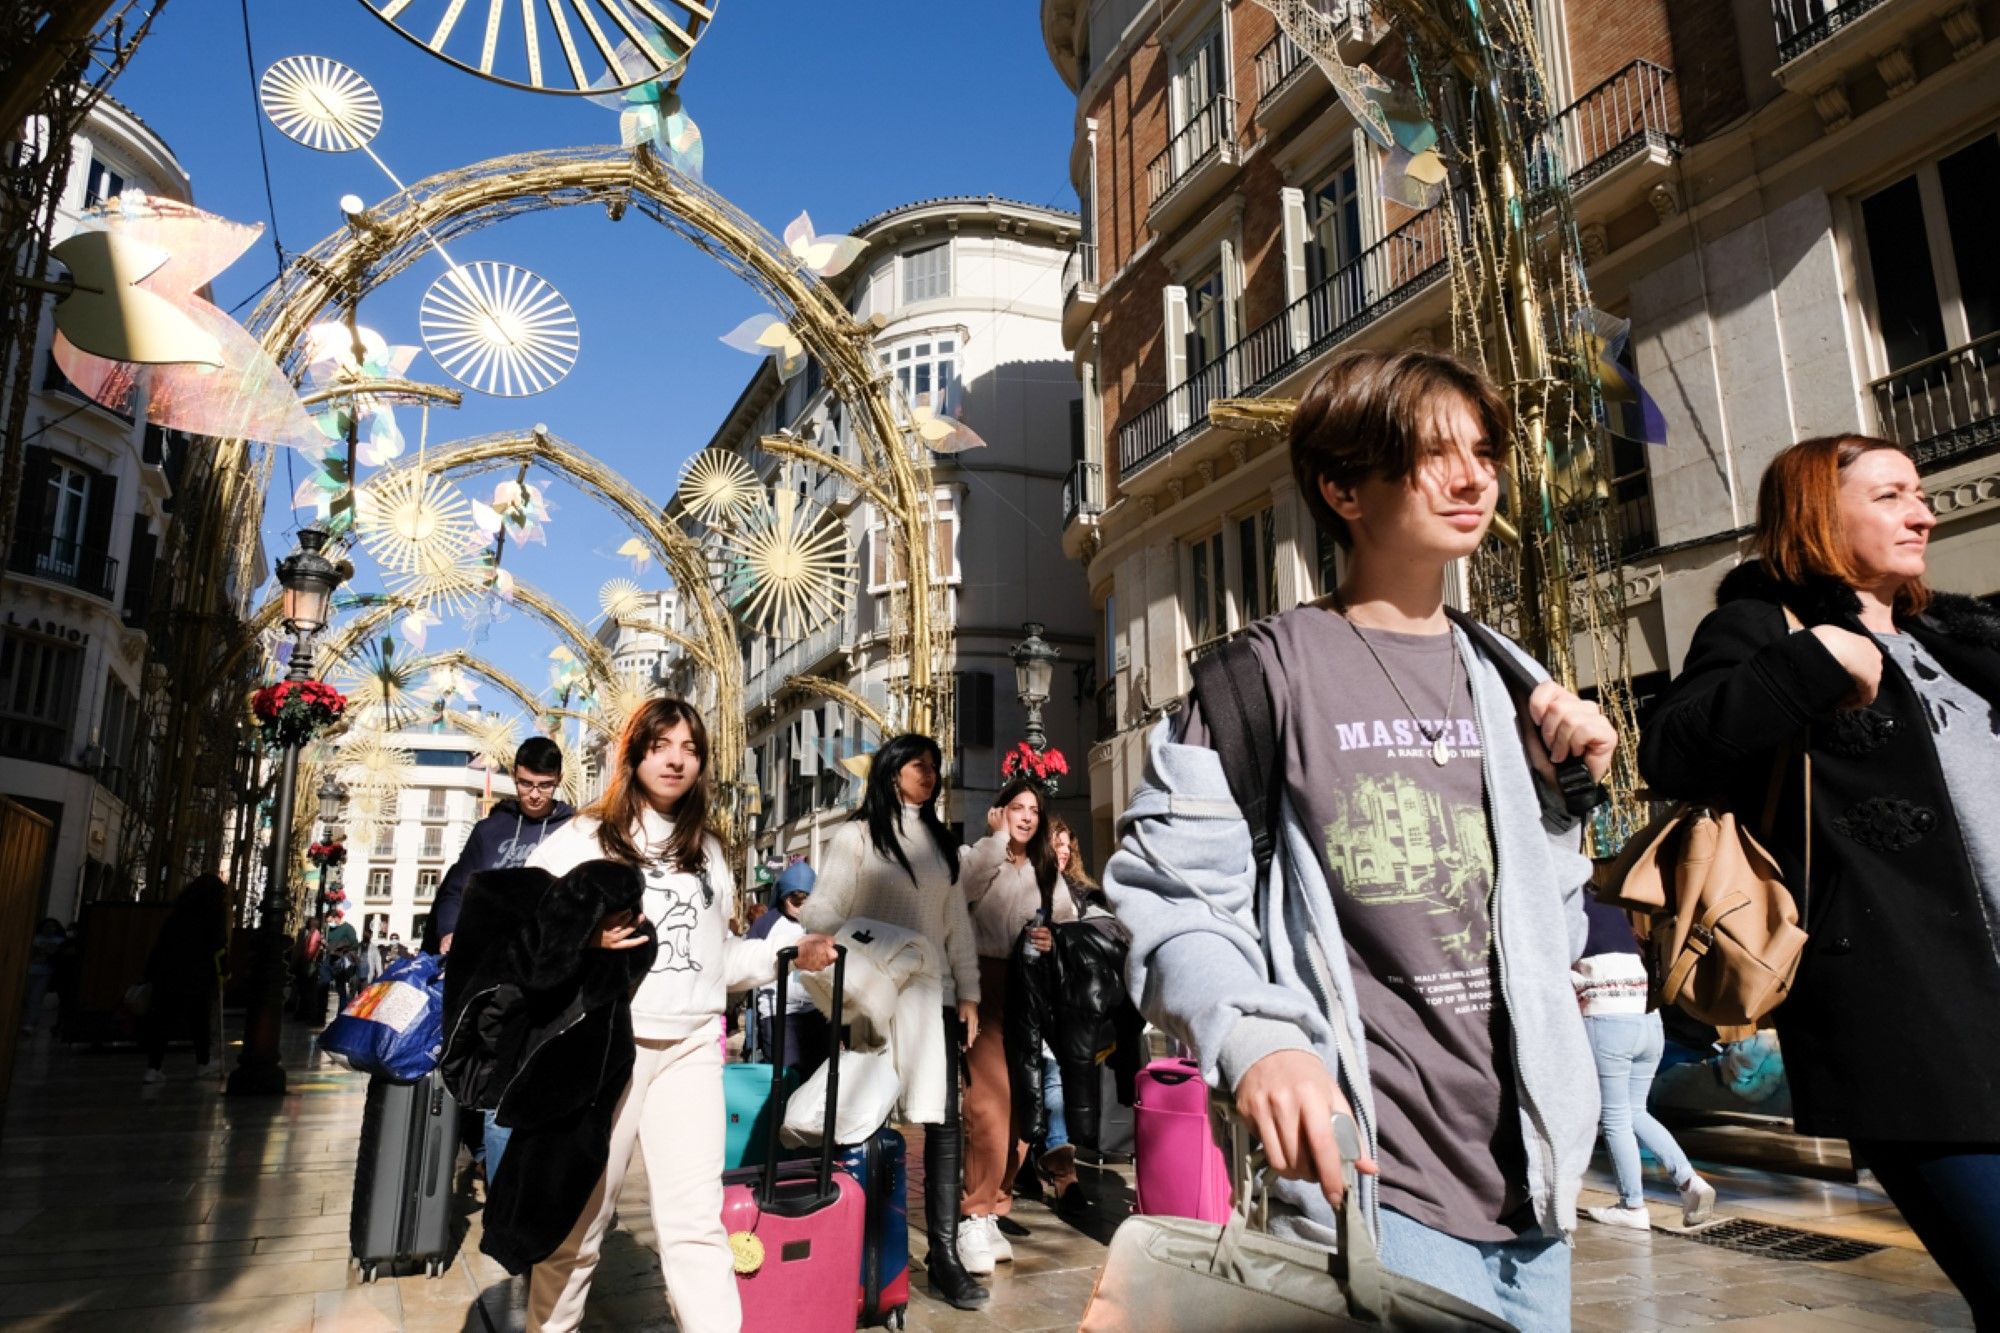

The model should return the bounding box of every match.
[954,777,1078,1274]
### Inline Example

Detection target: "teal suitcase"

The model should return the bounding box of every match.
[723,1061,797,1169]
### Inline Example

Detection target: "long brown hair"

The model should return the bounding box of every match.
[1046,813,1098,893]
[1755,435,1933,617]
[587,697,711,873]
[993,777,1059,908]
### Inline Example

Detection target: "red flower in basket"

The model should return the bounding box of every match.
[1001,741,1069,796]
[307,840,347,867]
[252,680,347,747]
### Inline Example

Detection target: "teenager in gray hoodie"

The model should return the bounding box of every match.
[1105,349,1615,1330]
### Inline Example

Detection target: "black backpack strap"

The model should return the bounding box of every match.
[1442,607,1607,821]
[1190,637,1283,884]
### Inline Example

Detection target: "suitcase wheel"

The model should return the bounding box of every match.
[426,1257,444,1278]
[360,1263,378,1284]
[886,1310,906,1331]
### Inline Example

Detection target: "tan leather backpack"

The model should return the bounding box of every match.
[1599,613,1813,1029]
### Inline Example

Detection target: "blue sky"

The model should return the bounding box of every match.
[110,0,1078,722]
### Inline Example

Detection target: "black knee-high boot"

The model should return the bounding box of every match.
[925,1010,989,1309]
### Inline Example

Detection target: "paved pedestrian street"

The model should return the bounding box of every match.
[0,1020,1973,1332]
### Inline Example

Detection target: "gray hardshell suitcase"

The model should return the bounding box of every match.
[351,1069,459,1280]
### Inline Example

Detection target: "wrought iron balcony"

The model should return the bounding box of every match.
[1773,0,1892,66]
[1062,459,1104,530]
[1549,59,1679,192]
[1146,96,1237,215]
[1871,330,2000,469]
[7,530,118,600]
[1117,201,1456,483]
[1254,4,1374,108]
[1062,242,1100,345]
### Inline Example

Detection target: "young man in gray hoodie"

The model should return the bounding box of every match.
[1104,348,1616,1330]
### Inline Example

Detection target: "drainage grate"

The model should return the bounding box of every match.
[1673,1219,1885,1263]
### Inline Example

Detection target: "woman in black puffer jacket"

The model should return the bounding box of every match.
[1640,435,2000,1322]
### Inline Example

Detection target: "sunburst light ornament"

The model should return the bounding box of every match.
[598,578,647,623]
[339,638,428,731]
[718,488,853,639]
[354,470,479,577]
[677,449,762,526]
[259,56,384,152]
[421,262,580,397]
[339,730,416,790]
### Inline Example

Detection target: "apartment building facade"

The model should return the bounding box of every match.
[688,196,1095,877]
[0,97,225,920]
[340,728,519,945]
[1042,0,2000,851]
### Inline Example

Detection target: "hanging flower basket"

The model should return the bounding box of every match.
[252,680,346,747]
[307,840,347,868]
[1001,741,1070,797]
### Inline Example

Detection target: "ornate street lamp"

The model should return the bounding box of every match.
[228,528,346,1098]
[1009,622,1060,754]
[314,773,346,934]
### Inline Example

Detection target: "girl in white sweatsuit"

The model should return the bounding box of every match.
[524,698,836,1333]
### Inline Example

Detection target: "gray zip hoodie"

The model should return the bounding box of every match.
[1103,625,1599,1247]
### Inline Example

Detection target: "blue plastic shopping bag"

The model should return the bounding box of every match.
[319,952,444,1081]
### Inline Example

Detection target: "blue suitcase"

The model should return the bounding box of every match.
[724,1062,797,1170]
[835,1127,910,1328]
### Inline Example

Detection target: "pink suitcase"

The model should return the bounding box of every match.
[723,946,866,1332]
[1133,1057,1232,1223]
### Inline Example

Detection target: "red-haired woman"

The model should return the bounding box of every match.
[524,698,837,1333]
[1642,436,2000,1319]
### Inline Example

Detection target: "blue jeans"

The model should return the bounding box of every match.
[1377,1207,1571,1332]
[1851,1140,2000,1324]
[484,1109,512,1179]
[1586,1012,1694,1207]
[1042,1055,1069,1153]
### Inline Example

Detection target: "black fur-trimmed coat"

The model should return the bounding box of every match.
[439,859,657,1274]
[1640,561,2000,1141]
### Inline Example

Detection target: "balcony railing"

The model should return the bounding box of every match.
[1773,0,1892,65]
[1871,330,2000,469]
[1254,4,1372,104]
[1548,60,1679,192]
[1062,459,1105,529]
[748,611,855,705]
[7,530,118,600]
[1062,242,1098,304]
[1147,96,1235,209]
[0,717,67,765]
[1118,202,1457,481]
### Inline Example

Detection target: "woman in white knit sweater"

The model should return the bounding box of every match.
[800,733,990,1310]
[524,698,836,1333]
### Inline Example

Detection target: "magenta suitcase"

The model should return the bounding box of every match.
[723,946,867,1332]
[1133,1057,1232,1223]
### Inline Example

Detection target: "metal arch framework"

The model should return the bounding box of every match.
[772,674,889,739]
[239,145,952,827]
[371,426,714,665]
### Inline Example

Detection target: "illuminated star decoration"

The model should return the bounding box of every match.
[676,449,763,526]
[1578,309,1667,446]
[720,312,806,382]
[783,212,866,278]
[353,469,480,577]
[717,487,854,639]
[49,195,323,449]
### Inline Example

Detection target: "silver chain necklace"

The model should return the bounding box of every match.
[1333,597,1460,767]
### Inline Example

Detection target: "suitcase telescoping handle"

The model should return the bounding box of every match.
[764,943,846,1210]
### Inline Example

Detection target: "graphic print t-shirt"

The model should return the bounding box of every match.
[1187,606,1528,1241]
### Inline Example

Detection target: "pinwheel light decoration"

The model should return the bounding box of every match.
[716,487,853,639]
[720,313,806,382]
[421,663,481,709]
[302,322,423,467]
[354,469,480,577]
[783,212,865,279]
[615,536,653,572]
[590,39,704,176]
[908,403,988,456]
[676,449,763,526]
[474,476,554,545]
[1578,309,1667,446]
[48,195,324,450]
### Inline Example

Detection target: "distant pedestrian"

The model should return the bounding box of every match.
[21,918,64,1033]
[1641,434,2000,1320]
[141,875,228,1083]
[321,913,361,1012]
[754,861,827,1077]
[1573,898,1715,1230]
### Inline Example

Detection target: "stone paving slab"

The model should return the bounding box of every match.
[0,1017,1974,1331]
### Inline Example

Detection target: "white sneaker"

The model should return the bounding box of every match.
[956,1218,994,1276]
[1585,1204,1652,1230]
[1679,1176,1717,1226]
[984,1215,1014,1264]
[141,1068,164,1084]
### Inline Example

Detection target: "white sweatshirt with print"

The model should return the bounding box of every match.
[528,810,779,1041]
